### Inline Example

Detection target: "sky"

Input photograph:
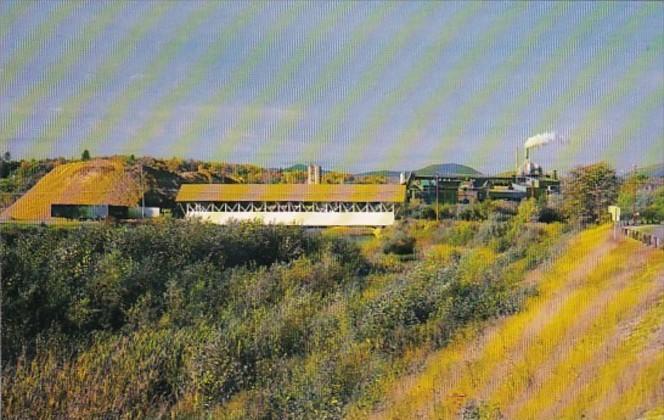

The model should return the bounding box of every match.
[0,1,662,174]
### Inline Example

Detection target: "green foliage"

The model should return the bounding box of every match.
[618,174,664,223]
[538,206,564,223]
[461,400,504,420]
[617,173,648,216]
[457,201,493,221]
[562,162,619,225]
[433,221,479,246]
[643,186,664,222]
[81,149,91,161]
[410,203,456,220]
[382,230,416,255]
[2,216,564,418]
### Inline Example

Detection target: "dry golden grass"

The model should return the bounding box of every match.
[483,240,647,412]
[372,225,612,418]
[507,246,664,419]
[0,159,140,221]
[371,226,664,420]
[558,295,664,419]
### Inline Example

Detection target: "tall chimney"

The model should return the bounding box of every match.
[307,164,322,184]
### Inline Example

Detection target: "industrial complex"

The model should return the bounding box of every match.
[176,137,561,226]
[0,136,562,227]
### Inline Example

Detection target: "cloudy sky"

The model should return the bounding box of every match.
[1,1,662,173]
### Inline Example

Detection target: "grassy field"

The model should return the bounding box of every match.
[0,159,140,221]
[372,225,664,419]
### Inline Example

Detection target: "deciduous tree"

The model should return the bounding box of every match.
[562,162,618,225]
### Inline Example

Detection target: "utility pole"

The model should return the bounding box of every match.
[140,164,145,219]
[632,164,637,225]
[435,173,440,222]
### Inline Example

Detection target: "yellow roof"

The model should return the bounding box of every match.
[176,184,406,203]
[0,160,140,221]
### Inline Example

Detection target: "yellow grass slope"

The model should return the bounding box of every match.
[0,159,140,221]
[372,225,664,420]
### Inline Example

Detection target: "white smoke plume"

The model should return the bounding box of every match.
[524,131,558,150]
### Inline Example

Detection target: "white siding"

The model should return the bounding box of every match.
[186,211,395,226]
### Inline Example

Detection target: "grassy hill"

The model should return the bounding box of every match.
[412,163,482,177]
[355,163,482,179]
[354,170,402,178]
[372,225,664,419]
[0,159,140,221]
[638,163,664,178]
[284,163,308,172]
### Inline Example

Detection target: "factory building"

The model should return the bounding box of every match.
[175,183,406,226]
[406,134,562,205]
[406,171,560,205]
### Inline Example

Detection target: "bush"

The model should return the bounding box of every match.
[433,221,479,246]
[419,205,437,220]
[382,231,416,255]
[538,206,564,223]
[1,216,565,418]
[457,201,492,221]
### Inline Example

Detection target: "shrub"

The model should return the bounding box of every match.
[1,216,565,418]
[382,231,416,255]
[419,205,437,220]
[423,244,462,268]
[538,206,564,223]
[433,221,479,246]
[189,331,246,406]
[457,247,497,285]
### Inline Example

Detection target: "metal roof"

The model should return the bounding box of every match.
[176,184,406,203]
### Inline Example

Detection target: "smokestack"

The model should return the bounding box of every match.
[307,164,322,184]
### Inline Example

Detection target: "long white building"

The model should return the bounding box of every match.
[176,184,406,226]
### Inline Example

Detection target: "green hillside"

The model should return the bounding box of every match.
[413,163,482,176]
[284,163,308,172]
[637,163,664,178]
